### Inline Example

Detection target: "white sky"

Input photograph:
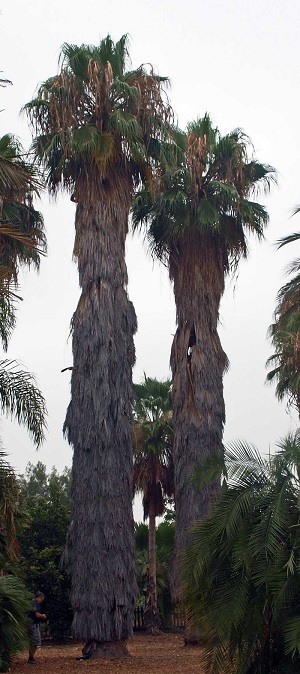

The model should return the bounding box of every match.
[1,1,299,519]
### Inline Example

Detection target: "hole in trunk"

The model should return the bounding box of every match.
[187,325,196,362]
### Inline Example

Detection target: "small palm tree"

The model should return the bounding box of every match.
[181,434,300,674]
[267,229,300,416]
[24,35,176,653]
[133,376,173,634]
[133,113,276,598]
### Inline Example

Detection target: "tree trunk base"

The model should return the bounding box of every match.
[143,605,162,635]
[184,636,200,646]
[184,623,203,646]
[82,640,130,659]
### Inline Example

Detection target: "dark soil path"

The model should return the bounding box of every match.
[12,633,206,674]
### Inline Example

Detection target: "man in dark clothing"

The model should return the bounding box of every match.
[27,591,47,665]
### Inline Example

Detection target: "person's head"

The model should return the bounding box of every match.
[35,591,45,604]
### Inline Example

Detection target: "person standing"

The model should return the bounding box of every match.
[27,591,46,665]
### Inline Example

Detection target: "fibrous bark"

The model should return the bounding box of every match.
[63,181,138,645]
[144,505,161,635]
[169,232,227,600]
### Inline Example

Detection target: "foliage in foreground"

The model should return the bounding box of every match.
[0,575,31,672]
[182,433,300,674]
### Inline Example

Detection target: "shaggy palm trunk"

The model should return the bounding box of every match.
[169,232,227,603]
[63,180,138,655]
[144,500,160,634]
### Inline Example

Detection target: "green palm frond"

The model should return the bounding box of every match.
[132,113,275,272]
[277,230,300,249]
[0,134,46,349]
[0,134,42,196]
[108,109,143,142]
[0,360,47,447]
[267,226,300,415]
[225,439,269,484]
[283,616,300,656]
[196,199,220,228]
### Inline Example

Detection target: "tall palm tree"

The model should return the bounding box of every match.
[24,35,176,654]
[133,114,275,598]
[181,434,300,674]
[133,376,173,634]
[267,230,300,416]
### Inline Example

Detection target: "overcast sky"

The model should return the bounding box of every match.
[1,1,299,518]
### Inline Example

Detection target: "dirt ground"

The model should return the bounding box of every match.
[12,633,206,674]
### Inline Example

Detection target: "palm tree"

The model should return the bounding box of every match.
[181,434,300,674]
[267,230,300,416]
[24,35,176,654]
[0,131,47,453]
[133,113,276,598]
[0,133,46,349]
[133,376,173,634]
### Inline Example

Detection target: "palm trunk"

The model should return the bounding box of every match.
[169,232,227,601]
[63,182,138,652]
[148,504,157,603]
[144,499,160,634]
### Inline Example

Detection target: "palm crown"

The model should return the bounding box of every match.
[133,113,276,273]
[133,376,173,519]
[24,35,176,200]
